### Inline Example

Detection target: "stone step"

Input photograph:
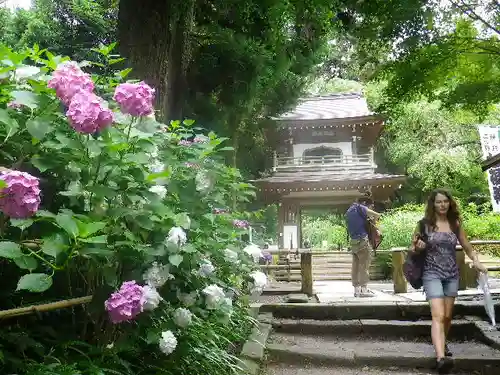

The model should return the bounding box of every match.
[270,319,479,340]
[266,332,500,374]
[264,363,475,375]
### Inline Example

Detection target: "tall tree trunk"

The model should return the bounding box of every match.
[117,1,172,112]
[118,0,194,122]
[163,0,195,122]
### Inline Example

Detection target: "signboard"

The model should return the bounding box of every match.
[478,125,500,212]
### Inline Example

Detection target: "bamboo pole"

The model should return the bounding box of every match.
[0,295,93,320]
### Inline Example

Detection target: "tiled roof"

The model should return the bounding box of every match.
[253,171,405,185]
[273,93,374,121]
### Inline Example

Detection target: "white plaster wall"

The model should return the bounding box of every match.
[282,225,298,249]
[292,142,352,158]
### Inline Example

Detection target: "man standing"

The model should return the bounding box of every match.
[345,196,381,297]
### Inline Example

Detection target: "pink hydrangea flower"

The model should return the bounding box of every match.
[104,281,145,324]
[233,219,250,229]
[48,61,94,106]
[0,171,41,218]
[66,91,114,134]
[193,135,208,144]
[113,81,155,117]
[184,162,200,169]
[179,140,192,146]
[7,101,22,110]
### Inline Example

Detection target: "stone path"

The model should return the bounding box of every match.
[264,362,477,375]
[313,280,500,304]
[259,279,500,311]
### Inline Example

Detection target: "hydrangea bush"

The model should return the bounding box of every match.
[0,43,267,375]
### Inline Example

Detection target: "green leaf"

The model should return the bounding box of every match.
[118,68,132,78]
[36,210,56,219]
[0,108,19,139]
[10,218,34,230]
[41,234,68,258]
[79,247,114,257]
[175,213,191,229]
[183,119,195,127]
[87,185,118,198]
[26,118,52,140]
[0,241,23,259]
[55,213,79,237]
[14,255,38,271]
[31,155,58,172]
[77,221,106,238]
[80,235,107,244]
[15,65,40,79]
[16,273,53,292]
[0,180,6,189]
[10,90,38,110]
[168,254,183,267]
[181,244,197,253]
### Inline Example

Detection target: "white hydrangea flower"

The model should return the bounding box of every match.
[159,330,177,355]
[249,270,268,296]
[141,285,163,311]
[198,259,215,278]
[173,307,193,328]
[177,291,198,307]
[149,185,167,199]
[150,160,164,174]
[224,248,239,263]
[167,226,187,246]
[195,170,212,193]
[149,145,159,158]
[243,244,262,263]
[143,262,174,288]
[203,284,225,310]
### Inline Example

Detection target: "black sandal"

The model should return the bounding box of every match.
[436,357,454,374]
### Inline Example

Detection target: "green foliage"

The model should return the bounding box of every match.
[375,3,500,113]
[364,81,489,202]
[0,44,260,375]
[0,0,117,62]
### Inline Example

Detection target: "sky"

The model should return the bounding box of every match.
[4,0,31,10]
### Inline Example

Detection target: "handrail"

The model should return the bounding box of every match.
[274,153,374,168]
[265,240,500,255]
[268,241,500,295]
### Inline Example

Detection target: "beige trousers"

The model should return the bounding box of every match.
[350,237,372,287]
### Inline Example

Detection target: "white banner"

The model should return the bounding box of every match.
[478,125,500,212]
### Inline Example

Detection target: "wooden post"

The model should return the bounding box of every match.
[457,250,467,291]
[301,252,313,296]
[465,265,479,288]
[392,250,407,294]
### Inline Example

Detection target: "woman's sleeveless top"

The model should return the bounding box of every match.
[422,231,459,281]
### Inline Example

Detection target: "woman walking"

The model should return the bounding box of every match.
[411,189,488,374]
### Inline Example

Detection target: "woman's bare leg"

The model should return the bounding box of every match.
[430,298,446,359]
[443,297,455,339]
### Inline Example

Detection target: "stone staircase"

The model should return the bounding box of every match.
[260,313,500,375]
[272,251,387,282]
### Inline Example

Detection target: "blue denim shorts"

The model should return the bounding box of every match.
[423,278,459,300]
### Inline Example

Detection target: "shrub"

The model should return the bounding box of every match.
[0,44,264,374]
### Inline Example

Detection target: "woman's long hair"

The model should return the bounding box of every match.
[424,189,461,232]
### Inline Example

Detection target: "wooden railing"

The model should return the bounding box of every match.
[273,153,375,173]
[261,241,500,296]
